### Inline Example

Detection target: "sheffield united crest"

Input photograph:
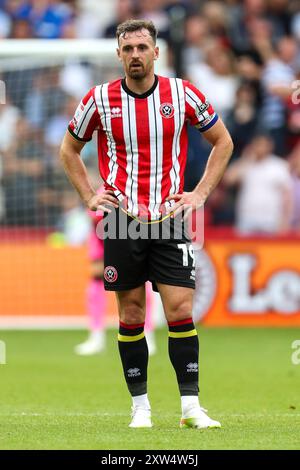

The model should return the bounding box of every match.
[104,266,118,283]
[159,103,174,119]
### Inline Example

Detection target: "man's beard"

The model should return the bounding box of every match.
[127,63,147,80]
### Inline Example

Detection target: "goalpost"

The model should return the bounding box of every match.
[0,39,168,328]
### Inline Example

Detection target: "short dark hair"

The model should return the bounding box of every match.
[116,19,157,45]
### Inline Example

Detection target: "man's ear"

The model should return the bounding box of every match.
[116,48,121,61]
[154,46,159,60]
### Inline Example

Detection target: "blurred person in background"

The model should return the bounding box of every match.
[206,81,262,226]
[184,125,211,193]
[286,68,300,154]
[201,0,230,47]
[247,15,273,60]
[45,95,80,163]
[0,2,11,37]
[289,146,300,232]
[204,178,235,226]
[63,1,102,39]
[0,82,10,219]
[104,0,137,38]
[137,0,170,41]
[291,7,300,42]
[3,0,30,23]
[256,35,298,155]
[265,0,293,40]
[59,59,93,100]
[226,83,259,160]
[13,0,73,39]
[227,0,267,55]
[2,117,46,226]
[10,17,33,38]
[25,68,67,130]
[183,14,211,69]
[224,133,293,234]
[0,97,20,156]
[57,189,91,245]
[236,54,262,97]
[187,42,239,121]
[228,0,294,54]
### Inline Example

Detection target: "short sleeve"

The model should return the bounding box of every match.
[184,80,218,132]
[276,161,293,189]
[68,87,100,142]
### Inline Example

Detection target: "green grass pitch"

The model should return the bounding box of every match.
[0,327,299,450]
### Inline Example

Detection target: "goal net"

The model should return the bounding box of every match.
[0,39,167,328]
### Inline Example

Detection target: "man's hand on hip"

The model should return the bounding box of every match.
[87,190,119,213]
[166,191,206,219]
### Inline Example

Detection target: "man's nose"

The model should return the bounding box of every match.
[132,47,139,58]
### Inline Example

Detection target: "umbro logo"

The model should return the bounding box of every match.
[111,107,122,118]
[197,101,209,113]
[127,368,141,378]
[187,362,198,373]
[195,100,210,121]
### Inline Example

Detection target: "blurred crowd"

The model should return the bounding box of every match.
[0,0,299,235]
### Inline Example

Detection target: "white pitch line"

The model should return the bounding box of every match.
[0,412,128,417]
[0,412,300,418]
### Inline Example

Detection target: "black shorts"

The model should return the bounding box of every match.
[103,208,196,292]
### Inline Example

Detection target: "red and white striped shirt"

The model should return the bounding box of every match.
[68,75,218,220]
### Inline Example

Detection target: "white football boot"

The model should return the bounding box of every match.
[180,406,221,429]
[74,331,105,356]
[129,406,153,428]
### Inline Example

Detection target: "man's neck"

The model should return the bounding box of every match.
[125,73,156,96]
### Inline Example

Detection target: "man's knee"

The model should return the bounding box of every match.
[117,286,146,325]
[119,302,145,325]
[166,300,193,323]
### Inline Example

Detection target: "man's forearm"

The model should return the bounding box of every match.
[194,139,233,201]
[60,149,96,205]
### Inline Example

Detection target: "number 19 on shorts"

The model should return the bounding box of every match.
[177,243,195,267]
